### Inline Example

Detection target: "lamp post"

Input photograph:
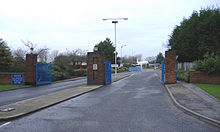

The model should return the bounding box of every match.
[121,45,126,65]
[102,18,128,76]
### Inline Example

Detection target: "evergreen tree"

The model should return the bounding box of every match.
[156,52,164,63]
[95,38,115,63]
[0,39,13,71]
[169,7,220,62]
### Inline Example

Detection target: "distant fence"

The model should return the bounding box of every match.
[178,62,195,71]
[129,67,141,72]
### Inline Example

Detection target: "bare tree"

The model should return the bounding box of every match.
[49,50,59,62]
[21,40,37,54]
[121,55,137,64]
[12,48,27,60]
[22,40,49,62]
[135,54,142,62]
[66,48,87,66]
[145,56,156,64]
[37,46,50,63]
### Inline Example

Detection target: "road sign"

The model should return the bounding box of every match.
[111,64,118,68]
[12,74,23,85]
[93,64,98,70]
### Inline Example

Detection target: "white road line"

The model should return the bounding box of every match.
[0,122,11,128]
[130,74,135,77]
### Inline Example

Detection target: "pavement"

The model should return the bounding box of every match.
[0,74,130,120]
[165,81,220,127]
[53,77,86,83]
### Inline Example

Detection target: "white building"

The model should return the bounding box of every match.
[137,60,149,70]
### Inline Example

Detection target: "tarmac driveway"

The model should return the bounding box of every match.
[0,69,219,132]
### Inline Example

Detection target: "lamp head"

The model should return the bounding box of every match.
[94,45,98,52]
[112,21,118,24]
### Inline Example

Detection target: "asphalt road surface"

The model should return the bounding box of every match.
[0,78,86,106]
[0,72,131,106]
[0,70,219,132]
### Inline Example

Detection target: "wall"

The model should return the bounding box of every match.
[0,73,24,84]
[190,71,220,84]
[0,54,37,85]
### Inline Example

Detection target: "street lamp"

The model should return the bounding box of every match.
[93,45,98,52]
[102,18,128,76]
[121,45,126,65]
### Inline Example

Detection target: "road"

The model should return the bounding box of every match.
[0,72,131,106]
[0,78,87,106]
[0,70,219,131]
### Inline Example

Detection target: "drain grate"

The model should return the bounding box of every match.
[0,108,15,112]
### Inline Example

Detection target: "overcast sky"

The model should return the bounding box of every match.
[0,0,219,59]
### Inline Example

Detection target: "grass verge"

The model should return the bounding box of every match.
[0,85,28,91]
[194,84,220,100]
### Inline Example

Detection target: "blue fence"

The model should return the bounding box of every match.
[161,60,165,84]
[35,63,51,85]
[104,62,111,85]
[129,67,141,72]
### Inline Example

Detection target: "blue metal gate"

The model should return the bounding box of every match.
[104,62,111,85]
[35,63,51,85]
[161,60,165,84]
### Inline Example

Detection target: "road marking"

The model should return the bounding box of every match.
[130,74,134,77]
[0,122,11,128]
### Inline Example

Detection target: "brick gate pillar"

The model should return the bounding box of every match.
[87,52,105,85]
[165,50,176,84]
[25,54,37,85]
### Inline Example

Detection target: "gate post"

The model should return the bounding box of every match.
[87,52,105,85]
[161,60,165,84]
[25,54,37,85]
[165,50,176,84]
[104,62,112,85]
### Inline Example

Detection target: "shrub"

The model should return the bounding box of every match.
[111,68,115,73]
[195,53,220,74]
[51,64,69,81]
[72,69,87,76]
[177,69,190,82]
[6,64,25,73]
[123,64,134,68]
[118,67,128,72]
[215,56,220,74]
[52,64,87,81]
[52,70,68,81]
[112,67,128,73]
